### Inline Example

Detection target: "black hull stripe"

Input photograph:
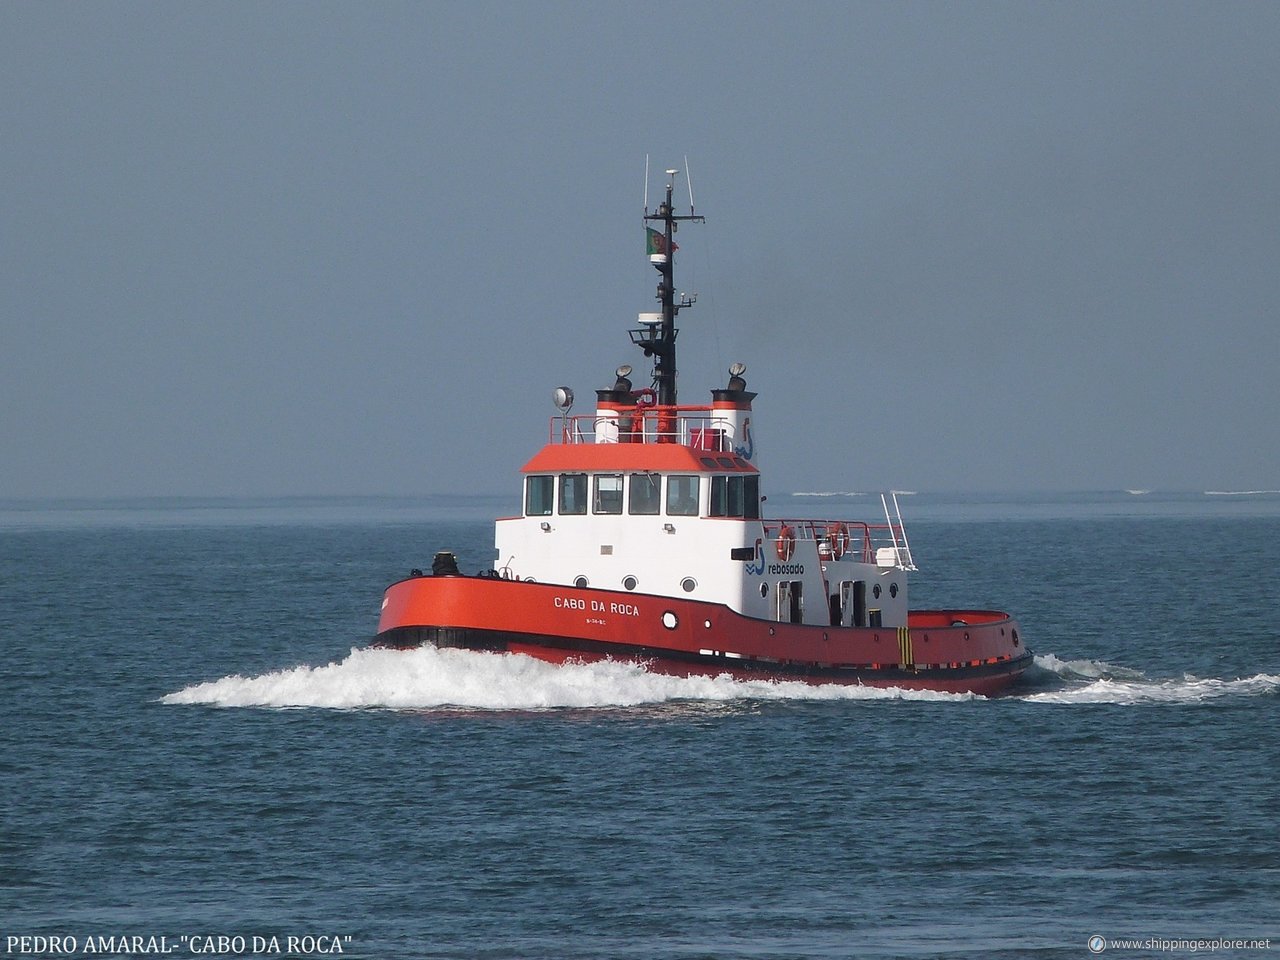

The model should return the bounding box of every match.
[371,625,1033,683]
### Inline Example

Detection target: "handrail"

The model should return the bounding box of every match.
[889,491,916,569]
[552,406,743,449]
[761,518,908,566]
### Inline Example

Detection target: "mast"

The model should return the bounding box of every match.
[633,167,704,407]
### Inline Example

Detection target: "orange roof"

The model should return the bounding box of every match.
[521,443,757,474]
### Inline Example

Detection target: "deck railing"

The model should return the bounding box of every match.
[761,518,914,568]
[552,406,743,453]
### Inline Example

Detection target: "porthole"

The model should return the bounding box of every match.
[759,583,769,598]
[873,583,882,599]
[573,575,588,589]
[889,583,899,599]
[662,611,679,630]
[681,577,697,593]
[623,575,638,591]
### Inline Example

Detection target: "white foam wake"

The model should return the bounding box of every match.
[1025,654,1279,705]
[162,648,1279,712]
[161,646,978,711]
[1031,652,1147,681]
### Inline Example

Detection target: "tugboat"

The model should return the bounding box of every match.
[374,168,1031,695]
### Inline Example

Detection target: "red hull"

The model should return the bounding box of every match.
[375,574,1031,696]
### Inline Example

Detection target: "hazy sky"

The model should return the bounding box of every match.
[3,1,1277,498]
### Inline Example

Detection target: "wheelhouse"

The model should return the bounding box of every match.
[523,468,760,520]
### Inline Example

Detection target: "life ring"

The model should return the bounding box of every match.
[775,525,795,561]
[634,388,657,408]
[829,522,850,560]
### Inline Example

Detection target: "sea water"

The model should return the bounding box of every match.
[2,493,1278,959]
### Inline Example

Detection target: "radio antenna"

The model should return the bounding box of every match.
[684,155,695,213]
[643,154,650,213]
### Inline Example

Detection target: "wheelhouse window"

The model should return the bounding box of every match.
[629,473,661,515]
[525,475,553,516]
[666,475,700,516]
[727,474,746,517]
[593,474,623,514]
[744,474,760,519]
[709,474,760,518]
[710,475,727,517]
[558,473,587,515]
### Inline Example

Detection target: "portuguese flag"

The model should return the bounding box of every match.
[646,227,678,256]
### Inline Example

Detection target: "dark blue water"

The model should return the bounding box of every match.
[3,493,1278,959]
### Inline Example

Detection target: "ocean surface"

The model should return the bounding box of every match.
[3,491,1278,959]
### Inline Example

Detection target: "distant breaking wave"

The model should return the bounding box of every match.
[1204,490,1280,496]
[791,491,867,498]
[162,647,1277,712]
[790,490,915,498]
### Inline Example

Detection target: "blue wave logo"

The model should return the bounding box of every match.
[745,539,765,576]
[733,417,754,460]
